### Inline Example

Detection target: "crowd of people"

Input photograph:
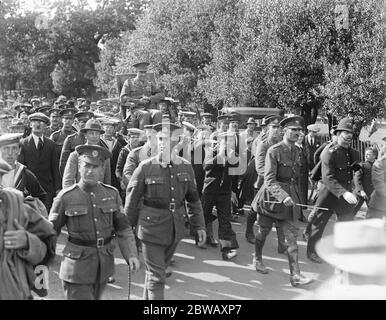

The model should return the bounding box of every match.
[0,61,385,300]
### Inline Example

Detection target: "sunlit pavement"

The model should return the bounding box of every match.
[41,204,366,300]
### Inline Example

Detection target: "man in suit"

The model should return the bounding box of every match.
[18,112,61,211]
[304,124,322,171]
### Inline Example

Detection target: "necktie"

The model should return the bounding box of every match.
[38,137,43,151]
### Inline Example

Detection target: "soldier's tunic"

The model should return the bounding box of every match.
[253,141,303,253]
[50,128,76,161]
[120,77,164,128]
[59,132,86,176]
[125,156,205,300]
[44,125,61,138]
[307,144,360,256]
[49,182,137,300]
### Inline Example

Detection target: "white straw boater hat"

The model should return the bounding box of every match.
[316,219,386,276]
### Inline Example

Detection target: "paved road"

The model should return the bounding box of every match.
[42,207,345,300]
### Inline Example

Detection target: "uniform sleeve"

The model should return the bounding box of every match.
[17,142,26,165]
[103,159,112,185]
[59,136,72,176]
[255,142,267,177]
[124,164,146,226]
[122,149,138,188]
[48,194,66,235]
[115,149,126,180]
[321,149,347,198]
[264,147,290,202]
[17,232,47,266]
[372,158,386,196]
[184,164,205,231]
[62,152,78,189]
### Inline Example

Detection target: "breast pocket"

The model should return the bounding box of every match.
[176,172,191,183]
[98,201,117,226]
[65,206,89,233]
[145,176,166,198]
[277,161,293,178]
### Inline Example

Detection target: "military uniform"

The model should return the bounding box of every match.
[253,116,312,286]
[59,132,86,176]
[120,62,164,125]
[50,128,76,161]
[125,122,205,300]
[307,122,360,259]
[44,125,61,138]
[49,145,138,300]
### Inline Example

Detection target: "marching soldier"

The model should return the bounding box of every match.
[125,122,206,300]
[247,115,286,251]
[306,117,361,263]
[50,109,77,161]
[252,116,313,287]
[119,62,164,127]
[59,111,94,176]
[49,145,140,300]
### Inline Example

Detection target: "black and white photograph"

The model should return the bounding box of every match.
[0,0,386,304]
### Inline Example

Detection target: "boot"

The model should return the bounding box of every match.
[275,224,286,254]
[245,210,257,244]
[287,248,313,287]
[222,248,237,260]
[254,238,269,274]
[307,252,323,264]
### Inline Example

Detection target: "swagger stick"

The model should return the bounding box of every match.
[264,200,329,211]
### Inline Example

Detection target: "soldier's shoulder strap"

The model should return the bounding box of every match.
[99,182,119,193]
[328,143,339,153]
[57,184,78,198]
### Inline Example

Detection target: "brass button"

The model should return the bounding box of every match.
[93,204,96,208]
[171,198,175,201]
[171,175,174,179]
[152,180,155,183]
[96,231,100,234]
[94,218,97,222]
[171,187,174,190]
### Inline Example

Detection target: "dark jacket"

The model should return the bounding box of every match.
[304,134,322,170]
[18,135,61,196]
[102,136,126,192]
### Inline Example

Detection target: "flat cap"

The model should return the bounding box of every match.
[76,144,111,166]
[17,110,31,118]
[307,124,320,133]
[280,116,304,129]
[0,133,23,147]
[28,112,50,125]
[35,106,51,115]
[31,98,40,103]
[100,118,120,126]
[127,128,144,136]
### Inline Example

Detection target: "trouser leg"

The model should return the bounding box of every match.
[216,195,239,251]
[254,215,274,261]
[63,282,95,300]
[141,240,178,300]
[275,223,286,253]
[278,220,300,275]
[307,209,333,255]
[245,209,257,237]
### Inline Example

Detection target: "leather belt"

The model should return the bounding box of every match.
[144,200,184,212]
[277,178,298,184]
[68,236,114,248]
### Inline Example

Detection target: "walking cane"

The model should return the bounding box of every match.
[127,264,132,300]
[264,200,329,211]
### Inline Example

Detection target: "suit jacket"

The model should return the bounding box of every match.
[304,134,322,170]
[18,135,61,195]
